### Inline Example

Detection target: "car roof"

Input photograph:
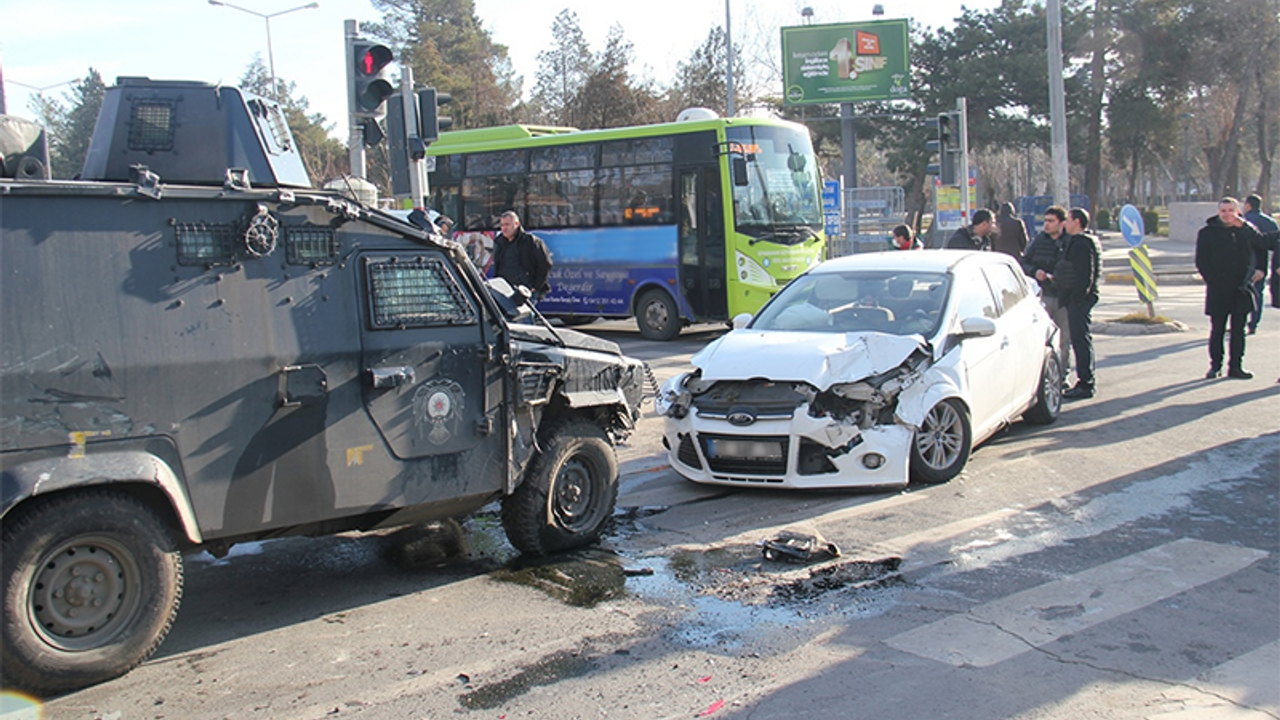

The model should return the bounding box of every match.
[810,249,1011,275]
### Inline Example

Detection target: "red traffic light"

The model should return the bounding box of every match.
[351,40,395,118]
[358,45,393,76]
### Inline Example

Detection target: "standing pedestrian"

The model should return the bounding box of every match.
[1241,194,1278,333]
[944,208,994,250]
[1196,198,1267,379]
[993,202,1030,257]
[1020,205,1071,373]
[890,224,923,250]
[1060,207,1102,400]
[492,210,553,301]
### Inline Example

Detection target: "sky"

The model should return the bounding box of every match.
[2,0,1003,138]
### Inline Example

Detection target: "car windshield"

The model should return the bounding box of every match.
[752,270,951,336]
[726,125,823,245]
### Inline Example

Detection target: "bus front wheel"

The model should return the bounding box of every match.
[636,290,680,341]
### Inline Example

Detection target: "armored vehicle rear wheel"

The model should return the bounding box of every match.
[502,419,619,555]
[2,490,183,696]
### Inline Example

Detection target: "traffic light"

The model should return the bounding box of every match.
[417,87,453,144]
[924,112,958,185]
[351,40,395,119]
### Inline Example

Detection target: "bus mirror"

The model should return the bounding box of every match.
[787,153,807,173]
[732,157,749,187]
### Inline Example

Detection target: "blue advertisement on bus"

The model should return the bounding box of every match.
[457,226,682,317]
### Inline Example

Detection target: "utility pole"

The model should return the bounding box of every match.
[724,0,735,116]
[1046,0,1070,208]
[957,97,969,224]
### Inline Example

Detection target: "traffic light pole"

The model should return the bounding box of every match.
[399,67,429,210]
[345,19,366,179]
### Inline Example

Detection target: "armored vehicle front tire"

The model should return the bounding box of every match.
[502,419,619,555]
[2,490,183,696]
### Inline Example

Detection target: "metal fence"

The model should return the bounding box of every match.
[829,186,906,258]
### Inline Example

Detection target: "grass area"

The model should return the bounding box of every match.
[1111,312,1174,324]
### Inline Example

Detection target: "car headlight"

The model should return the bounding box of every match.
[655,372,692,418]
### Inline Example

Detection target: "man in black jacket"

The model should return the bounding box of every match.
[1060,207,1102,400]
[1021,205,1071,372]
[1196,198,1269,379]
[492,211,553,301]
[944,209,994,250]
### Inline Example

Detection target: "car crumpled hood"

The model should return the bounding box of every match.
[691,330,928,391]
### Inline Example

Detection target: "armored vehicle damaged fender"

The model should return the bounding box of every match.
[0,79,645,697]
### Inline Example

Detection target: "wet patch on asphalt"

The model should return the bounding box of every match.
[457,648,594,710]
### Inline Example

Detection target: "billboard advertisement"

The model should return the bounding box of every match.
[781,19,911,105]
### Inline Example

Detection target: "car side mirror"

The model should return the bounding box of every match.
[731,312,752,330]
[959,316,997,337]
[732,157,749,187]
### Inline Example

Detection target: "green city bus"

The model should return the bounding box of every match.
[425,112,826,339]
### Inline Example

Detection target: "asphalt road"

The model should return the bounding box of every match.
[29,278,1280,720]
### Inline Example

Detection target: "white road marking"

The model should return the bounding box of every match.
[1143,640,1280,719]
[885,538,1269,668]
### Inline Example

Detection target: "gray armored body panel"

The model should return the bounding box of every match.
[0,78,646,696]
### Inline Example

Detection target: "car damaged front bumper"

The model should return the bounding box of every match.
[657,359,933,490]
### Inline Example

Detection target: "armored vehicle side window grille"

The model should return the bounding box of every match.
[175,223,237,266]
[129,100,176,152]
[285,227,339,265]
[248,99,293,155]
[367,258,476,328]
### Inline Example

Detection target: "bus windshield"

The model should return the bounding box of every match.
[727,125,823,244]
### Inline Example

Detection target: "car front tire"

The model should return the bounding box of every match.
[910,398,972,484]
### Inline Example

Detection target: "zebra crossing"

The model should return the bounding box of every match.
[884,538,1268,668]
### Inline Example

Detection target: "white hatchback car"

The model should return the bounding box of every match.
[657,250,1062,489]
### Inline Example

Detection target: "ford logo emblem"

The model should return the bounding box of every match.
[727,410,757,426]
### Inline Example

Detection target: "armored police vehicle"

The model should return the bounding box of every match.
[0,78,647,695]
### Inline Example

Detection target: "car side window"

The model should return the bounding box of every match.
[950,266,998,321]
[983,264,1027,316]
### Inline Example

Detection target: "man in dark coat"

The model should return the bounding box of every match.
[944,208,994,250]
[1060,207,1102,399]
[1195,198,1269,379]
[1020,205,1071,370]
[993,202,1030,257]
[1242,194,1278,333]
[492,210,553,301]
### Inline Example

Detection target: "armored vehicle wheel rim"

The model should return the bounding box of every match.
[553,456,606,533]
[30,535,142,651]
[917,401,965,471]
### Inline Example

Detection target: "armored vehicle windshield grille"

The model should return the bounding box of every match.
[175,223,236,265]
[367,258,476,328]
[129,100,176,152]
[286,227,339,265]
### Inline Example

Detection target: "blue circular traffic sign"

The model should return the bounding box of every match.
[1119,204,1145,247]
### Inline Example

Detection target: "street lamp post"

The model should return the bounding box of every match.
[208,0,319,102]
[7,79,77,127]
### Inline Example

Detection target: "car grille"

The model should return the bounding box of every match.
[692,380,807,418]
[699,433,789,475]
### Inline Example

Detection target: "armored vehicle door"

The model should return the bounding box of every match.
[356,251,502,465]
